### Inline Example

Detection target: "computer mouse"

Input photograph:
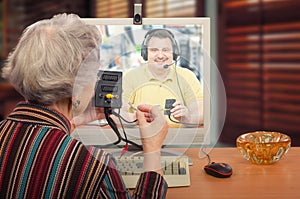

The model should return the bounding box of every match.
[204,162,232,178]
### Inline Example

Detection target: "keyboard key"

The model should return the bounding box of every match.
[114,155,190,188]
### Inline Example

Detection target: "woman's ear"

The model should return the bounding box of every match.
[72,83,95,117]
[72,97,81,110]
[71,96,84,117]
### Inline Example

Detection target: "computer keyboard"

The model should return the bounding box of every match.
[114,155,191,188]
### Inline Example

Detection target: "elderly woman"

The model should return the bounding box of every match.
[0,13,168,198]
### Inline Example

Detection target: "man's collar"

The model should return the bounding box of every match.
[145,64,175,82]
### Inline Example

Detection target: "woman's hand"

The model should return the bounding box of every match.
[136,104,168,154]
[136,104,168,175]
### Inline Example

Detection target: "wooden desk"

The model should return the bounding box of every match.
[166,147,300,199]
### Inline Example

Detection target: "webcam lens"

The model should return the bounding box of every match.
[134,14,141,22]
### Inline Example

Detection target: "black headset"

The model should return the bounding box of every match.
[141,29,180,61]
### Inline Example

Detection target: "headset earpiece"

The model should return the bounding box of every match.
[141,29,179,61]
[141,36,148,61]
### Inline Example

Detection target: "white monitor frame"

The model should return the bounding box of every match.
[74,18,211,148]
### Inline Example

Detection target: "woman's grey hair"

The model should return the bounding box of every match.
[1,13,102,106]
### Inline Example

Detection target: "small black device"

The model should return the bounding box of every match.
[164,99,176,115]
[204,162,233,178]
[94,70,142,150]
[94,70,122,108]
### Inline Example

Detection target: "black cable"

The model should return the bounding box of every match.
[103,107,142,150]
[111,110,137,123]
[171,59,204,127]
[201,147,211,164]
[116,108,128,142]
[100,108,122,148]
[115,109,143,151]
[174,59,187,106]
[168,59,202,127]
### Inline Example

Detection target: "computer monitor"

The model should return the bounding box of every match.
[73,17,213,150]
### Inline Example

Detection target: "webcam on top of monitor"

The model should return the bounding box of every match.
[133,3,142,25]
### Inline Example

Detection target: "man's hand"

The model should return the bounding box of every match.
[170,101,191,122]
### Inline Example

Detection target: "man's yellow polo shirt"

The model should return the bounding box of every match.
[122,64,203,114]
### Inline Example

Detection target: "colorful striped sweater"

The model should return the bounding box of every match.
[0,102,167,198]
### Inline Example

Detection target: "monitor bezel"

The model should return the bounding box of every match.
[78,17,211,147]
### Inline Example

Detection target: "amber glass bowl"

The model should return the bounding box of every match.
[236,131,291,165]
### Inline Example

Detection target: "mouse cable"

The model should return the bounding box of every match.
[167,113,203,127]
[201,147,211,164]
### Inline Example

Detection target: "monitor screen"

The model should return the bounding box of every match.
[73,17,211,149]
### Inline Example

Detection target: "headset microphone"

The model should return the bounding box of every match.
[163,62,175,69]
